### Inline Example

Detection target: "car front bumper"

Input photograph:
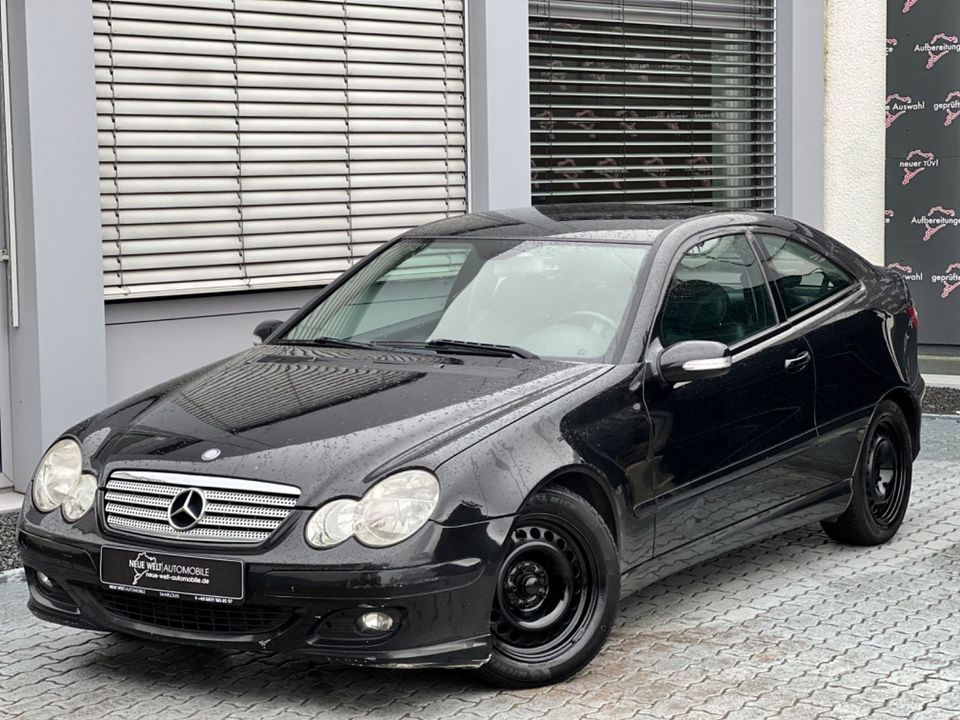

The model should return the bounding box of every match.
[18,516,513,669]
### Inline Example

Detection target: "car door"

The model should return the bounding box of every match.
[642,232,818,556]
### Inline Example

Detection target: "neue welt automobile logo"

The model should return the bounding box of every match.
[887,262,923,281]
[899,150,939,185]
[917,34,960,69]
[934,92,960,126]
[934,263,960,299]
[886,94,924,128]
[130,552,157,586]
[912,206,960,241]
[902,0,920,13]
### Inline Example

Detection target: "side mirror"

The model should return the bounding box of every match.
[657,340,732,385]
[253,319,283,344]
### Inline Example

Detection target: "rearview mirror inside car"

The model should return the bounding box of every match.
[658,340,732,385]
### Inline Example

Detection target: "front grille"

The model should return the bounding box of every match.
[92,586,292,634]
[103,470,300,545]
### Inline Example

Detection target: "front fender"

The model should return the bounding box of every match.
[436,366,654,570]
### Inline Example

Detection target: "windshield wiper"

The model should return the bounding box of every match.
[377,338,539,359]
[275,336,381,351]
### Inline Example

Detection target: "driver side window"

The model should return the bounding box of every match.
[660,234,776,347]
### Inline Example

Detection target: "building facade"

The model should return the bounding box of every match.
[0,0,890,493]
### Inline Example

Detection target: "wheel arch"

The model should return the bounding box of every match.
[531,466,621,550]
[881,387,921,458]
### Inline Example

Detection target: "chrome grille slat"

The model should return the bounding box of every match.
[200,490,297,508]
[104,491,170,508]
[107,516,271,544]
[205,502,289,519]
[198,516,282,530]
[102,471,300,546]
[106,480,181,498]
[105,502,168,522]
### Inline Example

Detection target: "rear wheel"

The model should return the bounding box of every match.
[478,487,619,688]
[821,400,912,546]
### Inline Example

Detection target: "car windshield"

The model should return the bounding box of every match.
[281,237,650,361]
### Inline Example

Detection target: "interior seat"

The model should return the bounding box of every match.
[661,279,731,346]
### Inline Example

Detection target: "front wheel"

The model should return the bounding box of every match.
[821,400,913,546]
[477,487,620,688]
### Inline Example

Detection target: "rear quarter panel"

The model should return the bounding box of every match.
[803,228,920,484]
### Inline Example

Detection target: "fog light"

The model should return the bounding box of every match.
[36,571,54,589]
[358,611,394,633]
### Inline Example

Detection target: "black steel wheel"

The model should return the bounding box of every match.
[822,400,913,546]
[478,487,619,688]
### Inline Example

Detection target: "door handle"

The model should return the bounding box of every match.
[784,350,812,373]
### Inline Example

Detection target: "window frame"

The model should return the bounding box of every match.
[653,228,781,352]
[748,229,862,323]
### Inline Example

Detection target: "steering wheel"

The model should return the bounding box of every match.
[556,310,618,337]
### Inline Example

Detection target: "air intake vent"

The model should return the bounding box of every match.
[92,586,293,634]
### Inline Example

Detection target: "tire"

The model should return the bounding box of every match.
[821,400,913,546]
[477,486,620,688]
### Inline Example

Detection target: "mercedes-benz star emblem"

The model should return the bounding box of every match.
[167,488,206,531]
[201,448,221,461]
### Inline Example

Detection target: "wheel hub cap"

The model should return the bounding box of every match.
[505,560,549,611]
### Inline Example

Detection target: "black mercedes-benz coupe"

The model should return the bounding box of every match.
[19,205,923,687]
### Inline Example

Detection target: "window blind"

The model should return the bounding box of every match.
[529,0,775,210]
[94,0,466,299]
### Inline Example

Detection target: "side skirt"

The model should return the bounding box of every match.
[619,479,852,598]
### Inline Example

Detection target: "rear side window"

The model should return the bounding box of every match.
[757,235,854,316]
[660,234,776,347]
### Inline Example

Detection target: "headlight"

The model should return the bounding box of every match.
[62,474,98,522]
[32,439,83,512]
[305,498,358,549]
[354,470,440,547]
[306,469,440,549]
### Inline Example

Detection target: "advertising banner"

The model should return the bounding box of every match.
[887,0,960,344]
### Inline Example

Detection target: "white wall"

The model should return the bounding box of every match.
[105,290,314,403]
[823,0,887,263]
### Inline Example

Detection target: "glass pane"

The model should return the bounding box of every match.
[660,234,775,346]
[285,238,650,361]
[758,235,854,317]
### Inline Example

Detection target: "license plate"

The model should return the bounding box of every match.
[100,546,244,603]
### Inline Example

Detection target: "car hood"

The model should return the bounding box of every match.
[89,345,608,506]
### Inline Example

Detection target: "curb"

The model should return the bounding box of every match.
[0,567,24,584]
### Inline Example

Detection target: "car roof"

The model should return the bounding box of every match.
[399,203,794,243]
